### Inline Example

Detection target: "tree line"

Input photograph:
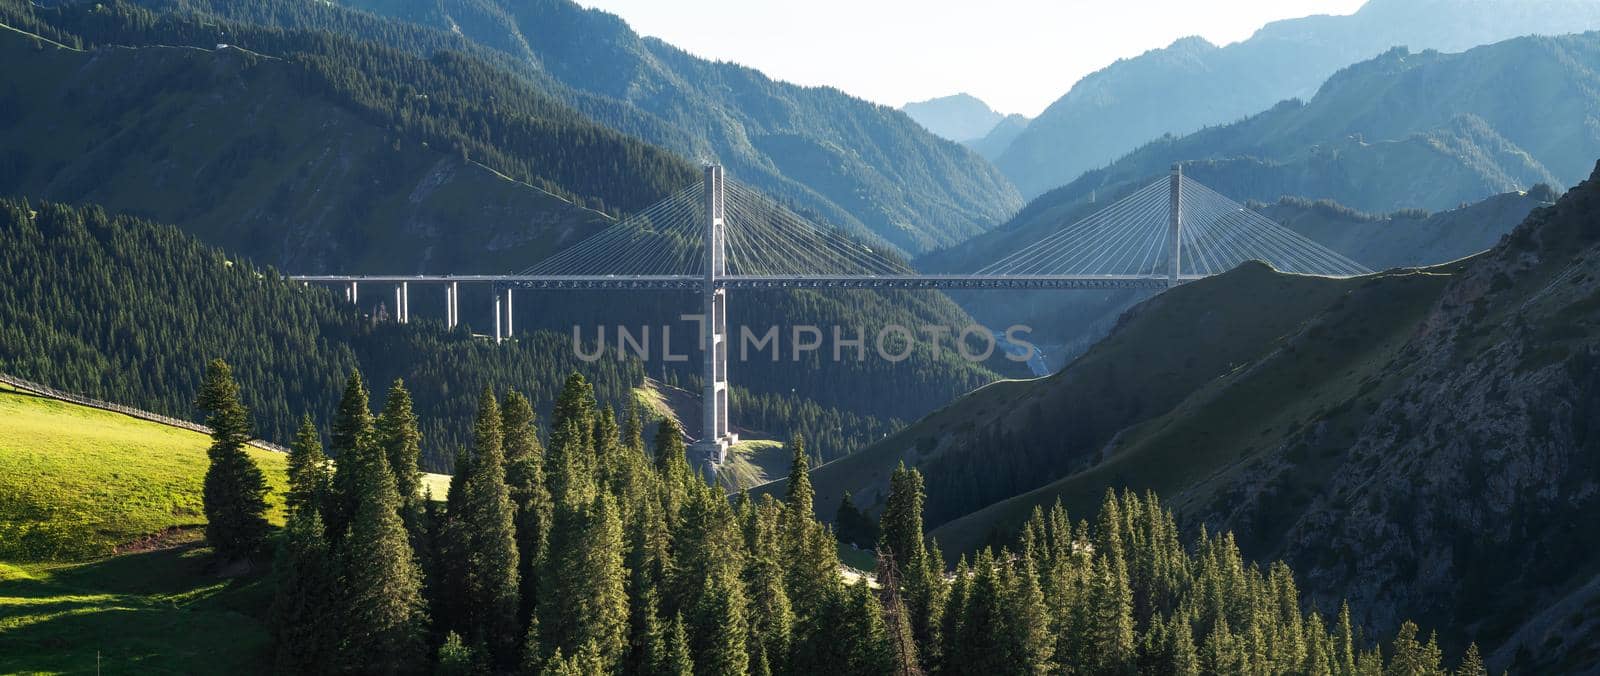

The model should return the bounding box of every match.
[194,358,1485,674]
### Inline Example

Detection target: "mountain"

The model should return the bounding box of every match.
[0,34,621,274]
[1254,186,1560,271]
[782,160,1600,669]
[942,32,1600,281]
[963,113,1031,162]
[900,93,1006,142]
[996,0,1600,197]
[0,8,1023,461]
[227,0,1024,254]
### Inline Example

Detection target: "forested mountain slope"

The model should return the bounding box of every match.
[1254,187,1559,271]
[0,31,617,274]
[343,0,1023,253]
[794,161,1600,670]
[0,198,648,471]
[0,7,1017,458]
[997,0,1600,197]
[132,0,1023,254]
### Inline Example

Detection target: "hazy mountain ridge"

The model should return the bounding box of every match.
[946,32,1600,280]
[900,93,1006,142]
[333,0,1024,254]
[997,0,1600,197]
[964,113,1031,161]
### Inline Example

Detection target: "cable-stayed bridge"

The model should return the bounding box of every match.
[291,165,1368,465]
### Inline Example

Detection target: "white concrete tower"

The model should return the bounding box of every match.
[693,164,736,466]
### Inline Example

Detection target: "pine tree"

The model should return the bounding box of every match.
[875,554,923,676]
[652,613,695,676]
[549,373,596,479]
[194,359,269,561]
[1386,621,1443,676]
[436,631,489,676]
[375,379,423,534]
[1170,613,1200,676]
[1335,601,1358,676]
[338,443,428,670]
[286,413,332,520]
[936,556,970,675]
[621,401,646,457]
[628,578,666,675]
[270,507,337,673]
[327,370,374,541]
[652,416,691,505]
[502,390,551,625]
[835,490,876,548]
[839,578,896,675]
[877,463,942,664]
[572,494,631,670]
[1092,490,1137,673]
[741,496,794,675]
[954,550,1009,674]
[1455,643,1486,676]
[452,388,521,666]
[1003,558,1054,675]
[688,568,751,676]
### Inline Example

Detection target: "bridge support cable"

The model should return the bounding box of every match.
[976,179,1173,277]
[974,170,1370,279]
[518,183,708,277]
[721,180,912,277]
[1176,178,1370,277]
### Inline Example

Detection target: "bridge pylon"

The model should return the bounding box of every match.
[1169,163,1183,287]
[693,164,737,467]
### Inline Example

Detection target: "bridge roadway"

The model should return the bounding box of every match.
[287,273,1205,290]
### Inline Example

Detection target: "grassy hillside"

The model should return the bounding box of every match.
[715,440,791,493]
[0,384,288,561]
[0,381,452,561]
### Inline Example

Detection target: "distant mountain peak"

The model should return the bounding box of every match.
[1165,35,1218,52]
[900,93,1006,142]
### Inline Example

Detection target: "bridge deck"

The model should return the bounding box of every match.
[288,274,1205,290]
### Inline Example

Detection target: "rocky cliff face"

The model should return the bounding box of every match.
[1201,162,1600,668]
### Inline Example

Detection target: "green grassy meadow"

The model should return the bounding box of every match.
[0,385,289,562]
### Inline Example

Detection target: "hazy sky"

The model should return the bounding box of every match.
[578,0,1369,116]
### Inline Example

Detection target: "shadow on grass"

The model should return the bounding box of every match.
[0,542,276,674]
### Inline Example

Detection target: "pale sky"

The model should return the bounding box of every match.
[578,0,1370,117]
